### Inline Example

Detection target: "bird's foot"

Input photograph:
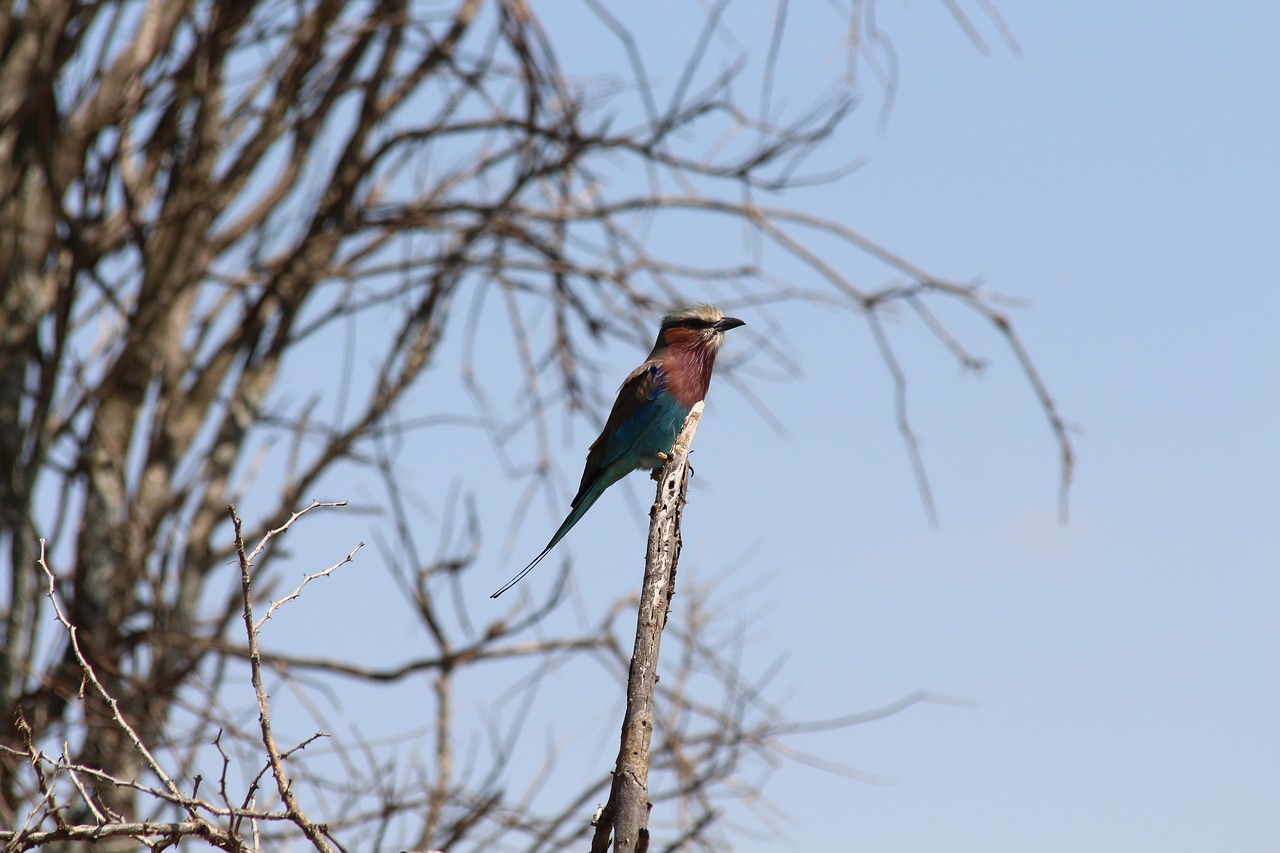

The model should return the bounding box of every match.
[649,451,671,480]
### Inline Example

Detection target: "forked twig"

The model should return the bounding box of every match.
[229,504,339,853]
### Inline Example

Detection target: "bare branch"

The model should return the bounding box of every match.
[593,403,704,852]
[257,540,364,630]
[230,505,336,853]
[37,541,195,816]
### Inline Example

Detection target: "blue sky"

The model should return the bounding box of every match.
[720,5,1280,850]
[250,4,1279,850]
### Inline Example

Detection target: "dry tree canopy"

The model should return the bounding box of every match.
[0,1,1063,851]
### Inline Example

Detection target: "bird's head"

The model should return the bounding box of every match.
[653,304,746,354]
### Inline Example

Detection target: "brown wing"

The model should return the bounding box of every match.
[572,360,661,504]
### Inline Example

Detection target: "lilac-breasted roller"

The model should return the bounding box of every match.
[491,304,745,598]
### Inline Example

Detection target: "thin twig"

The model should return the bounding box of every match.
[257,540,364,630]
[866,314,938,524]
[229,505,337,853]
[37,541,198,815]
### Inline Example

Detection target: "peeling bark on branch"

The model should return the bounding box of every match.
[592,402,703,853]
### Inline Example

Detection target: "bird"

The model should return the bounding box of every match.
[491,304,745,598]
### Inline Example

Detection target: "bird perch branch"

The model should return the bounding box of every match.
[591,401,704,853]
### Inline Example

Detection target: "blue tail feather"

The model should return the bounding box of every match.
[490,484,607,598]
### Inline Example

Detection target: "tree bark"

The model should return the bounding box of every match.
[592,401,704,853]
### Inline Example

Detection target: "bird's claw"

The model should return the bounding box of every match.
[649,452,669,481]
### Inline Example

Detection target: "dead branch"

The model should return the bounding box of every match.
[592,403,703,852]
[230,505,340,853]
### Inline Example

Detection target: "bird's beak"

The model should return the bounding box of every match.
[715,316,746,332]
